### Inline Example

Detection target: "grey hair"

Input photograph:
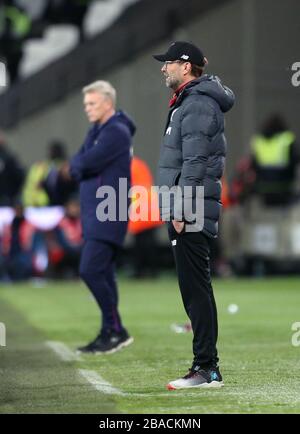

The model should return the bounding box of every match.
[82,80,116,107]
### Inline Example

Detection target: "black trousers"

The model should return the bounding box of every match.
[168,224,219,367]
[79,240,124,334]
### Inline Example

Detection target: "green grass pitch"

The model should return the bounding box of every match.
[0,276,300,414]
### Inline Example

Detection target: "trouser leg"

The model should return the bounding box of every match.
[168,225,219,367]
[79,240,123,333]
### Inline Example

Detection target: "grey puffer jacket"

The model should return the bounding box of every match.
[158,74,235,238]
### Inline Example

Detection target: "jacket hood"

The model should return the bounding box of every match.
[186,75,235,113]
[114,110,136,136]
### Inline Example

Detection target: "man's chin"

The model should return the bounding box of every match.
[166,80,178,90]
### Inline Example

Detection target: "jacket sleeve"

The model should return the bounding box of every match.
[176,100,218,221]
[70,125,129,181]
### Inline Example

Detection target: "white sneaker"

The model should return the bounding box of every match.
[167,365,224,390]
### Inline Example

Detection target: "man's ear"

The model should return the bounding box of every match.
[104,98,112,110]
[184,62,192,76]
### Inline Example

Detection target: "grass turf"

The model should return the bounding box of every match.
[0,276,300,413]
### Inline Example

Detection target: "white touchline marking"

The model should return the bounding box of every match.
[78,369,125,396]
[44,341,211,398]
[43,343,200,397]
[45,341,125,396]
[45,341,82,362]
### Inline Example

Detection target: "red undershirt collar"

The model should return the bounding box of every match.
[169,80,194,108]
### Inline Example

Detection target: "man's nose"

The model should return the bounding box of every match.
[161,64,166,73]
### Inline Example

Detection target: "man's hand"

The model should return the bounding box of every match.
[172,220,185,234]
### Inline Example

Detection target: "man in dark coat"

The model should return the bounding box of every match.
[154,41,234,389]
[69,80,135,354]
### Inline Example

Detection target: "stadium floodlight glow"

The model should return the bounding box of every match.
[0,62,6,87]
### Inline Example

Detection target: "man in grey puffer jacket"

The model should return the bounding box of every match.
[154,41,234,390]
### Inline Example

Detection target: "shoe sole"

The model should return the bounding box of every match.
[167,380,224,390]
[93,337,134,355]
[76,337,134,355]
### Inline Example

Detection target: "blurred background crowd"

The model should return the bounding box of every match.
[1,110,299,282]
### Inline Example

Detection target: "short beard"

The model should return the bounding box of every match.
[165,75,181,91]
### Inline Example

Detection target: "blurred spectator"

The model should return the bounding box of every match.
[251,114,299,205]
[229,155,256,205]
[128,156,163,278]
[43,160,78,206]
[0,0,31,83]
[0,130,25,206]
[210,176,233,277]
[1,202,46,280]
[0,230,8,281]
[46,197,82,277]
[14,0,48,38]
[22,139,76,206]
